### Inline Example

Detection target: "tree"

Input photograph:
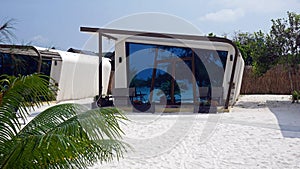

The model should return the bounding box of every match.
[233,12,300,91]
[232,29,285,76]
[0,74,128,168]
[232,31,254,66]
[0,19,16,43]
[270,11,300,91]
[250,31,281,76]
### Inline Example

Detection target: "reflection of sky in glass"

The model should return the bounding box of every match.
[126,43,156,81]
[175,60,194,103]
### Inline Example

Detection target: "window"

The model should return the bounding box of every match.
[0,53,52,77]
[126,42,228,105]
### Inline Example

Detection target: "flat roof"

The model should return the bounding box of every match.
[80,27,237,47]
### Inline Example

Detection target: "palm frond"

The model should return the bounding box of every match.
[18,103,87,137]
[0,18,16,43]
[0,74,129,168]
[1,104,129,168]
[2,134,127,169]
[0,74,57,143]
[1,74,57,115]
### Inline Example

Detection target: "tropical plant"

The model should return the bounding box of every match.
[292,90,300,103]
[0,19,16,43]
[0,74,128,168]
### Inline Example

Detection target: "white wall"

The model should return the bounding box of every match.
[54,51,111,101]
[50,60,62,86]
[114,39,127,88]
[232,54,245,105]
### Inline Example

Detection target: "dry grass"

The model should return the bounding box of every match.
[241,65,300,94]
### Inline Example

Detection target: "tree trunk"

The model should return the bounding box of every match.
[288,66,294,92]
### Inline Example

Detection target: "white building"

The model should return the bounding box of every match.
[80,28,245,112]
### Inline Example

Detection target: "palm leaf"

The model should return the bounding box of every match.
[0,18,16,43]
[1,104,129,168]
[18,103,87,137]
[0,74,129,168]
[0,74,57,153]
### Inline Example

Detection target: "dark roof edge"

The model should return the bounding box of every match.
[0,44,39,53]
[0,44,42,73]
[80,27,235,45]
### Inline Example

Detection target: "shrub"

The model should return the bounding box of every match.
[292,90,300,103]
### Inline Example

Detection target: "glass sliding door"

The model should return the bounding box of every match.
[126,42,228,108]
[126,43,156,106]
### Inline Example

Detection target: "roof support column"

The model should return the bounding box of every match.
[98,31,103,98]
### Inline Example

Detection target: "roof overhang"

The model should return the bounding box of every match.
[80,27,237,47]
[0,44,61,60]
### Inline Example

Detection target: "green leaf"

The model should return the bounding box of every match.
[1,103,129,169]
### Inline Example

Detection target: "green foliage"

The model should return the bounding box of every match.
[0,74,57,139]
[233,11,300,78]
[1,105,128,168]
[292,90,300,103]
[233,31,275,76]
[207,32,216,37]
[0,74,128,168]
[232,31,255,66]
[270,12,300,61]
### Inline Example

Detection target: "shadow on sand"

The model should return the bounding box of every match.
[267,100,300,138]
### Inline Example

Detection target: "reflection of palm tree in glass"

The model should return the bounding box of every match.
[128,67,138,85]
[157,46,192,60]
[154,72,186,104]
[156,80,188,103]
[194,49,227,87]
[129,68,186,104]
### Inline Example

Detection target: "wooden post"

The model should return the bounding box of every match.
[98,31,103,97]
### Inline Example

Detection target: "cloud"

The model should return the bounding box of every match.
[29,35,54,47]
[199,8,245,22]
[31,35,49,44]
[212,0,300,14]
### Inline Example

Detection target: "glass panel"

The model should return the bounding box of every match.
[1,53,13,75]
[194,49,228,87]
[217,50,228,69]
[126,43,156,83]
[174,60,194,104]
[129,68,152,104]
[127,43,156,105]
[0,53,37,75]
[40,60,52,80]
[0,53,52,77]
[153,63,173,104]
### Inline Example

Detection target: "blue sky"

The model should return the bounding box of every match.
[1,0,300,50]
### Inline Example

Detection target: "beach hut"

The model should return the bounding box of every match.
[80,28,245,112]
[0,44,111,102]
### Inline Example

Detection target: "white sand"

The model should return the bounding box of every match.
[91,95,300,169]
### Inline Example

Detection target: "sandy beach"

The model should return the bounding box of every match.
[90,95,300,169]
